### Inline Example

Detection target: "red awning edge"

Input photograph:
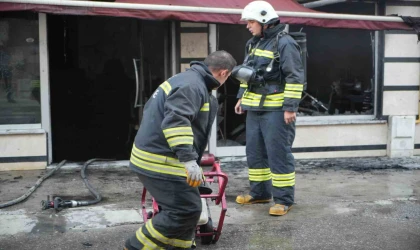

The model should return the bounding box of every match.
[0,2,412,31]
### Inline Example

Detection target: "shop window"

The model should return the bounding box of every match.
[0,12,40,125]
[292,2,376,117]
[290,25,375,117]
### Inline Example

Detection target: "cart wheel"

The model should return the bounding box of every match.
[200,217,214,245]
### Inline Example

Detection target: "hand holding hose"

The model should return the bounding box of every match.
[183,160,203,187]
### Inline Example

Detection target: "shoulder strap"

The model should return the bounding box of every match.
[274,31,288,59]
[244,40,261,65]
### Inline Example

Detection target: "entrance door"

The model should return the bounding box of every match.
[48,15,169,162]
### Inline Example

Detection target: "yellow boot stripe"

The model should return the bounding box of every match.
[145,220,192,248]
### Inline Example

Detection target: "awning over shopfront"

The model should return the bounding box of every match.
[0,0,412,31]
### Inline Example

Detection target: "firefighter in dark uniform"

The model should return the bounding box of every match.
[232,1,304,216]
[124,50,236,250]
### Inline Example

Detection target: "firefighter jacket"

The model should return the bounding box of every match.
[237,23,305,112]
[130,61,219,180]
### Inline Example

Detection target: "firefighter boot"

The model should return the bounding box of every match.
[123,246,137,250]
[269,204,293,216]
[124,238,139,250]
[236,194,271,204]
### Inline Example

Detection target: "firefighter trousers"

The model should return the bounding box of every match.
[246,110,296,206]
[126,173,202,250]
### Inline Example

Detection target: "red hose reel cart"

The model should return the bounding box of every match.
[141,154,229,245]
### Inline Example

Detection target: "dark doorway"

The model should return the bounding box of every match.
[48,15,168,162]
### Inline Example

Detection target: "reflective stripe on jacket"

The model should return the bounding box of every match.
[130,61,219,179]
[237,24,305,112]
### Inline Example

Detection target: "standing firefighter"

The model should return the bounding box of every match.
[125,50,236,250]
[232,1,304,216]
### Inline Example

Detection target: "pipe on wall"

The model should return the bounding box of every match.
[303,0,348,9]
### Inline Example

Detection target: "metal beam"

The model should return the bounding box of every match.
[303,0,348,9]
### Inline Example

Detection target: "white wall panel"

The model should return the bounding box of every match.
[384,63,420,86]
[385,34,420,58]
[215,124,388,159]
[0,134,46,157]
[294,124,387,147]
[0,162,46,171]
[383,91,419,115]
[180,63,190,72]
[180,33,208,58]
[415,122,420,144]
[414,122,420,156]
[180,22,208,28]
[0,133,47,170]
[386,6,420,16]
[412,114,420,156]
[294,150,386,159]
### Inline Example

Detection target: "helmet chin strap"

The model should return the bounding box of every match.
[260,23,265,38]
[259,23,272,37]
[259,19,280,37]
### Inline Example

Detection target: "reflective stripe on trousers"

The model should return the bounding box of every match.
[246,111,296,206]
[127,173,201,250]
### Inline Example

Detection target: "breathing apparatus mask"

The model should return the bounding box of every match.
[231,60,268,86]
[231,64,256,85]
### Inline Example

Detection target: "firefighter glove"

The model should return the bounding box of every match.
[183,160,202,187]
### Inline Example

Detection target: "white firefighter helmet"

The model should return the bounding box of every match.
[241,1,279,24]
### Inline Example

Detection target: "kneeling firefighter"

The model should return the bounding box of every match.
[124,50,236,250]
[232,0,304,216]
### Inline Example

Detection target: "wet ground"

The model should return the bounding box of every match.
[0,157,419,250]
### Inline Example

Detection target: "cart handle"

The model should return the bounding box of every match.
[201,161,228,205]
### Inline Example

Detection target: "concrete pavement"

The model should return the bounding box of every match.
[0,157,419,250]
